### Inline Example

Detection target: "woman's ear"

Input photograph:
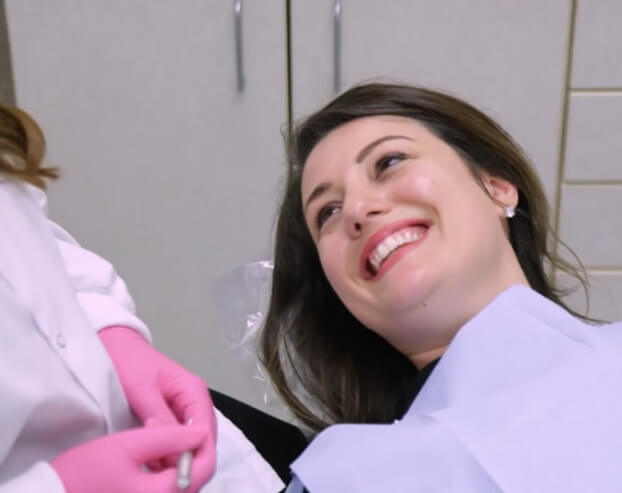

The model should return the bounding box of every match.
[482,175,519,216]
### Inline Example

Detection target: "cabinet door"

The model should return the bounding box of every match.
[561,0,622,321]
[6,0,287,410]
[290,0,571,203]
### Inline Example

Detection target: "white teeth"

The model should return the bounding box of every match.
[377,243,390,258]
[385,236,399,251]
[368,227,425,273]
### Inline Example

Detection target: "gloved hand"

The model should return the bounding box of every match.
[99,326,216,482]
[52,423,208,493]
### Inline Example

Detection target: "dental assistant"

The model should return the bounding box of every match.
[0,103,283,492]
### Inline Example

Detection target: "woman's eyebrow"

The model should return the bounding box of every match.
[355,135,415,163]
[304,182,331,213]
[304,135,415,213]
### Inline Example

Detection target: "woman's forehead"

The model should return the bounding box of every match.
[301,116,428,186]
[311,115,425,153]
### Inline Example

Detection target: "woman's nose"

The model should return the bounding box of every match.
[342,191,389,237]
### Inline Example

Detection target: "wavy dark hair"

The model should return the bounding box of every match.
[260,83,591,432]
[0,103,58,188]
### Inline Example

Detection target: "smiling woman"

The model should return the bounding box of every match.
[263,83,588,430]
[300,115,532,369]
[260,83,622,492]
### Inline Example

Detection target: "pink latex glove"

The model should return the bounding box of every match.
[99,326,216,483]
[52,423,208,493]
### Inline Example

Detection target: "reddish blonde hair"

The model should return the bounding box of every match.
[0,103,58,188]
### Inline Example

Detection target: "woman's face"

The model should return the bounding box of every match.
[301,115,527,365]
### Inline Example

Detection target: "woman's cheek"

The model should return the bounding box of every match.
[318,241,347,286]
[317,241,335,274]
[393,172,436,201]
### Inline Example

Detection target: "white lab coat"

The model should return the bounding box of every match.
[0,180,283,492]
[288,285,622,493]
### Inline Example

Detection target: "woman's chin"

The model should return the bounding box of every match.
[365,278,436,336]
[379,265,432,310]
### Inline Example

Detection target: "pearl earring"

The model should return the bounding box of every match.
[504,205,516,218]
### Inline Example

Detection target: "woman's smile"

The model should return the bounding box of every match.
[360,219,430,280]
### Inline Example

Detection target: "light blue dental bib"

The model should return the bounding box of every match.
[287,286,622,492]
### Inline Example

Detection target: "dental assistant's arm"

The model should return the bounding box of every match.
[30,185,218,486]
[27,183,151,341]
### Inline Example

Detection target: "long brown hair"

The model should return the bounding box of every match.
[261,83,592,432]
[0,103,58,187]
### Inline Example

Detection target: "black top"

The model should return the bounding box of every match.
[404,357,440,410]
[210,389,308,488]
[297,358,441,492]
[210,359,440,493]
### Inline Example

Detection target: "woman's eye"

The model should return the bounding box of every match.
[317,203,341,229]
[375,153,407,175]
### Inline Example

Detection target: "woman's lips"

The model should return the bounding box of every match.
[359,219,430,280]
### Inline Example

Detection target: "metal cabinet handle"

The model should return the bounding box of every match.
[234,0,245,92]
[333,0,342,93]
